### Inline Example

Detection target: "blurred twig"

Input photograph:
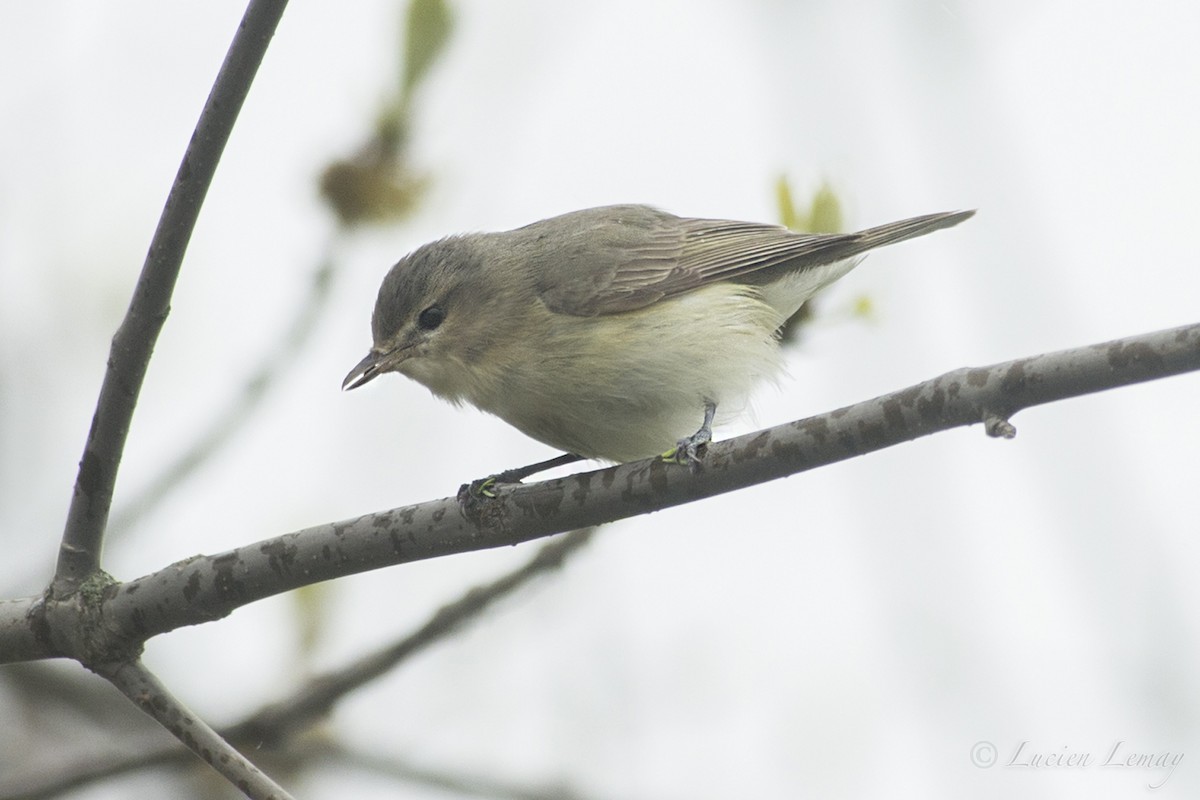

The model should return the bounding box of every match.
[0,731,610,800]
[110,245,337,536]
[95,659,295,800]
[320,0,451,226]
[0,746,178,800]
[112,0,455,535]
[400,0,453,108]
[0,529,595,800]
[3,661,148,727]
[315,739,603,800]
[229,527,595,742]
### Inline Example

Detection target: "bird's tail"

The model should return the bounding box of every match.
[850,209,976,253]
[758,209,976,277]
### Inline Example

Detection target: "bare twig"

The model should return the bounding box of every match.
[314,739,602,800]
[1,531,595,800]
[229,528,595,742]
[0,729,608,800]
[53,0,290,592]
[108,0,453,538]
[109,246,337,536]
[95,659,294,800]
[0,745,180,800]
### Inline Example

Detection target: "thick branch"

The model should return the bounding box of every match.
[53,0,289,592]
[67,321,1194,647]
[0,597,52,663]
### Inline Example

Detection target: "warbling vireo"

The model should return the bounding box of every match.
[343,204,972,469]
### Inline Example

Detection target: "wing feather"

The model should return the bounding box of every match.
[529,205,972,317]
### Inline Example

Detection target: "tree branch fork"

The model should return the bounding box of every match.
[5,321,1197,670]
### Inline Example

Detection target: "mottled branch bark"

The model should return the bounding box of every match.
[53,0,289,592]
[24,321,1188,653]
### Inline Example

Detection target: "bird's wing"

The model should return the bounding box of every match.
[532,205,974,317]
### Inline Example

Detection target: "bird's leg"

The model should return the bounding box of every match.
[493,452,585,484]
[466,452,585,499]
[662,400,717,467]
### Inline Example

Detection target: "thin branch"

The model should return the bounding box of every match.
[53,0,289,592]
[94,659,294,800]
[0,736,602,800]
[1,531,595,800]
[0,743,180,800]
[314,739,603,800]
[229,528,595,742]
[109,245,337,537]
[73,321,1196,646]
[105,0,451,539]
[0,738,605,800]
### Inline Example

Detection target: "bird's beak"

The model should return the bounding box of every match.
[342,351,383,391]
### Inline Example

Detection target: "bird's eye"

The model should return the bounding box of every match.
[417,305,445,331]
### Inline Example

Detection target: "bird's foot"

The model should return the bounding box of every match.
[660,399,717,469]
[458,452,585,502]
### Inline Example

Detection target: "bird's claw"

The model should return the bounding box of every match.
[473,476,499,498]
[661,430,711,467]
[461,463,543,500]
[661,400,716,468]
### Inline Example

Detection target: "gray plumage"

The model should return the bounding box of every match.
[522,205,974,316]
[347,204,973,462]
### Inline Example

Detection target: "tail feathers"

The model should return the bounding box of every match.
[852,209,976,252]
[789,210,975,267]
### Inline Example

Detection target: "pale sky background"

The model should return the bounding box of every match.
[2,2,1199,799]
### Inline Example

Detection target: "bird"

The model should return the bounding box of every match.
[343,204,973,478]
